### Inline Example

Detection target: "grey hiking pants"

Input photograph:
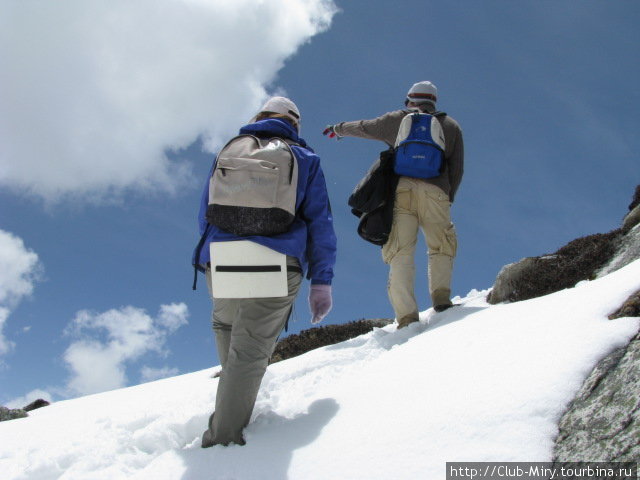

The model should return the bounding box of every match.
[204,257,302,445]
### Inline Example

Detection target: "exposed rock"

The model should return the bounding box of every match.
[622,184,640,231]
[622,204,640,232]
[609,290,640,320]
[489,185,640,305]
[552,327,640,462]
[597,224,640,278]
[627,185,640,212]
[554,286,640,462]
[488,186,640,463]
[0,406,28,422]
[487,230,622,304]
[271,318,393,363]
[487,256,553,304]
[23,398,50,412]
[0,398,50,422]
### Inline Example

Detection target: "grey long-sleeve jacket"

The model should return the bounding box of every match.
[334,106,464,202]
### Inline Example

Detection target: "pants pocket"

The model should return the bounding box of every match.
[382,222,400,264]
[442,223,458,257]
[424,185,449,203]
[395,188,411,211]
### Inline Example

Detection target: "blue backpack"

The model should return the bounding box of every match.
[394,112,446,179]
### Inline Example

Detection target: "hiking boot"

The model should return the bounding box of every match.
[201,412,246,448]
[434,303,454,313]
[201,412,216,448]
[397,315,419,329]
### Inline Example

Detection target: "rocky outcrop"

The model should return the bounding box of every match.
[271,318,393,363]
[487,256,553,305]
[0,406,28,422]
[0,398,51,423]
[629,185,640,212]
[608,290,640,320]
[488,185,640,305]
[24,398,50,412]
[553,324,640,462]
[597,224,640,278]
[485,185,640,462]
[623,204,640,232]
[487,230,623,304]
[549,188,640,462]
[553,290,640,461]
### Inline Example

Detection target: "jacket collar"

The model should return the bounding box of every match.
[239,118,310,150]
[407,103,436,114]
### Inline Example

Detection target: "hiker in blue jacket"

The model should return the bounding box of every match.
[193,97,337,447]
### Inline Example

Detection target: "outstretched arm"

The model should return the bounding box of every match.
[325,110,407,147]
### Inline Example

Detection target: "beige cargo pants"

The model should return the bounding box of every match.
[203,257,302,446]
[382,177,457,326]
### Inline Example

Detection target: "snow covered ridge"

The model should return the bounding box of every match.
[1,260,638,480]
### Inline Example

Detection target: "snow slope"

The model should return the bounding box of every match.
[1,260,639,480]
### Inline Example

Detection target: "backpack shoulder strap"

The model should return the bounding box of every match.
[273,137,297,184]
[403,108,446,117]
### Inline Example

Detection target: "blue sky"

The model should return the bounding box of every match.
[1,0,638,405]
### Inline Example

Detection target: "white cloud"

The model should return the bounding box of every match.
[0,230,41,305]
[0,0,336,203]
[0,230,42,357]
[0,308,12,358]
[157,303,189,333]
[63,303,189,396]
[140,365,180,383]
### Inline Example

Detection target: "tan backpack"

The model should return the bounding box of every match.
[206,135,299,236]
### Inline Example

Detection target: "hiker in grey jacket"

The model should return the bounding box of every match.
[324,81,464,328]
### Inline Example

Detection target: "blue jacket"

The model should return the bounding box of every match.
[192,118,337,285]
